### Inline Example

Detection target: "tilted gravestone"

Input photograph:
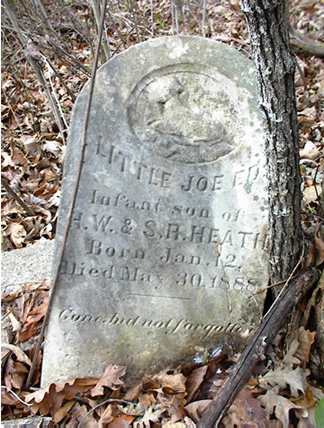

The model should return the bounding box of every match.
[42,36,269,385]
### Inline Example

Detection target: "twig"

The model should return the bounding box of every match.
[25,0,108,389]
[201,0,207,37]
[42,56,69,129]
[1,386,32,407]
[150,0,154,35]
[197,268,319,428]
[1,176,36,216]
[90,0,110,61]
[290,29,324,58]
[3,0,67,140]
[33,0,57,38]
[313,164,321,207]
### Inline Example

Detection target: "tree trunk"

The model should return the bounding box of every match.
[240,0,302,285]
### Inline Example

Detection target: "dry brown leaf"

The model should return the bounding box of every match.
[1,388,22,406]
[259,367,310,397]
[222,388,268,427]
[90,364,126,396]
[183,417,196,428]
[259,389,305,428]
[7,361,29,389]
[8,311,22,332]
[184,400,211,422]
[18,293,48,342]
[314,228,324,265]
[143,371,186,395]
[26,378,97,416]
[106,414,135,428]
[158,393,186,421]
[162,422,186,428]
[303,185,322,203]
[2,344,32,366]
[6,222,27,248]
[133,405,165,428]
[123,382,142,401]
[300,141,321,159]
[185,366,208,403]
[138,392,157,410]
[295,328,316,366]
[98,404,113,426]
[53,400,75,424]
[65,403,89,428]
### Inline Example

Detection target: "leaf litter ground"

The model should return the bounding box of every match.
[1,0,324,426]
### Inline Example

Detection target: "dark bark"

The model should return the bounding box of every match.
[240,0,303,285]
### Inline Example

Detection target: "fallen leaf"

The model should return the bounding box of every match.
[26,378,97,416]
[8,311,22,332]
[107,414,135,427]
[2,344,32,366]
[185,366,208,403]
[259,367,309,397]
[300,141,321,159]
[91,364,126,396]
[1,388,22,406]
[162,422,186,428]
[143,371,186,395]
[314,227,324,266]
[6,360,29,389]
[184,400,211,422]
[295,328,316,367]
[43,140,61,157]
[53,400,75,424]
[259,389,304,428]
[223,388,268,427]
[6,222,27,248]
[303,185,322,203]
[133,405,165,428]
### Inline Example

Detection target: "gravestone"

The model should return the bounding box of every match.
[42,36,269,385]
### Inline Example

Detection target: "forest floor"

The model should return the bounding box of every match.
[1,0,324,426]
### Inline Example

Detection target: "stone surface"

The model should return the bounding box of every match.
[2,239,54,292]
[1,417,53,427]
[42,36,269,385]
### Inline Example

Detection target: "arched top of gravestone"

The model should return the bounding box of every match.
[68,36,262,168]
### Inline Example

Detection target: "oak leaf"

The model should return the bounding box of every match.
[259,389,305,428]
[90,364,126,396]
[222,388,268,428]
[259,367,310,397]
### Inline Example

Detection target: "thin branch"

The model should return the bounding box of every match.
[1,176,36,216]
[290,29,324,58]
[42,56,69,129]
[1,386,32,407]
[3,0,67,140]
[33,0,57,38]
[25,0,108,389]
[201,0,207,37]
[90,0,110,61]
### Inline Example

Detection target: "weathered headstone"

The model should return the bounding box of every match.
[42,36,269,385]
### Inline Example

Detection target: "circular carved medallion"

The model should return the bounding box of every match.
[127,64,239,164]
